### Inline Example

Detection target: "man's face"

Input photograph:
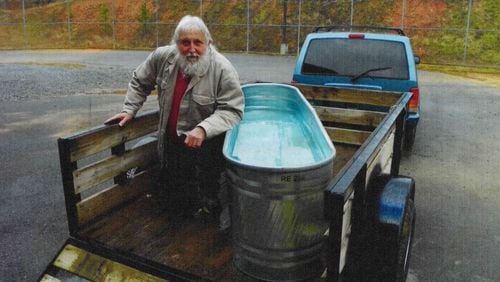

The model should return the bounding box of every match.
[177,31,208,63]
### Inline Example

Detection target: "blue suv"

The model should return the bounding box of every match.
[292,26,420,150]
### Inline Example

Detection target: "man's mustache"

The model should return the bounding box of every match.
[186,53,199,62]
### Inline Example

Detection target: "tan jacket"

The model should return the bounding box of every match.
[122,45,244,165]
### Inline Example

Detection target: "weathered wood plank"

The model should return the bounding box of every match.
[53,243,167,282]
[73,140,156,194]
[79,185,337,281]
[332,143,359,176]
[39,274,61,282]
[314,106,386,127]
[325,127,372,146]
[366,127,396,186]
[65,111,158,162]
[297,84,400,107]
[340,192,354,274]
[76,170,154,226]
[79,195,235,281]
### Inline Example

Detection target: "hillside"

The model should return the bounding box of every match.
[0,0,498,66]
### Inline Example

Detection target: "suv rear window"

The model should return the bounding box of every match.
[302,38,409,80]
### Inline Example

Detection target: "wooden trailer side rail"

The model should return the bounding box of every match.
[299,85,400,108]
[323,92,411,281]
[295,84,397,147]
[58,111,160,235]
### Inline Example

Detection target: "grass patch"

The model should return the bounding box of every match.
[111,89,157,96]
[111,90,127,95]
[418,64,500,88]
[6,61,86,69]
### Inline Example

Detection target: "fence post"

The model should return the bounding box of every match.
[401,0,406,29]
[66,0,71,43]
[280,0,288,55]
[350,0,354,27]
[246,0,250,53]
[22,0,27,48]
[463,0,473,64]
[155,0,159,48]
[297,0,301,57]
[112,0,116,49]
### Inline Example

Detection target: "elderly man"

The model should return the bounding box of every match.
[105,15,244,221]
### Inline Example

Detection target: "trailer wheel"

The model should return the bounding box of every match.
[394,198,415,281]
[375,197,416,282]
[404,125,416,151]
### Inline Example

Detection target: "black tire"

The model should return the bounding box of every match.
[395,198,416,281]
[403,125,417,151]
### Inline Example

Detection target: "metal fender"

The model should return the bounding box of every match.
[372,176,416,282]
[378,177,415,227]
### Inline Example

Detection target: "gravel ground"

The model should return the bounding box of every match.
[0,50,297,102]
[0,51,141,101]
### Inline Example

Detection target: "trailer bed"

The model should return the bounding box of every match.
[73,142,357,281]
[44,84,408,281]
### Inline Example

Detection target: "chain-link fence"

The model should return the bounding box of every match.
[1,0,498,67]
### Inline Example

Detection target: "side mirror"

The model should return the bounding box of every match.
[414,56,421,64]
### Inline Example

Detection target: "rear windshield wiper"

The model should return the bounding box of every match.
[351,67,392,83]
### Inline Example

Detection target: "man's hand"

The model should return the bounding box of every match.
[184,126,206,148]
[104,112,133,127]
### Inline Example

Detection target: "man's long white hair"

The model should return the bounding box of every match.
[172,15,215,77]
[171,15,213,46]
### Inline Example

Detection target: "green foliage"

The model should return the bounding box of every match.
[0,0,498,66]
[466,0,499,64]
[470,0,499,29]
[138,1,153,23]
[467,31,499,64]
[137,1,155,40]
[98,3,112,35]
[445,0,468,27]
[331,1,352,26]
[68,9,76,41]
[419,0,500,65]
[203,0,225,24]
[254,6,273,24]
[353,0,393,26]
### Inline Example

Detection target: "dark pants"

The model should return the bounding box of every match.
[163,134,226,215]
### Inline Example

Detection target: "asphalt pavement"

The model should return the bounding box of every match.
[0,50,499,281]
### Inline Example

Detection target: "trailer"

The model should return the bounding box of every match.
[40,83,415,281]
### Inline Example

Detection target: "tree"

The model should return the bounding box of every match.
[137,1,154,39]
[98,3,112,35]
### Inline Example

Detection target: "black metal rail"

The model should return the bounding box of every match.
[313,25,406,36]
[323,92,411,280]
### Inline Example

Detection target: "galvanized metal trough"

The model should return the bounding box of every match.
[223,83,336,281]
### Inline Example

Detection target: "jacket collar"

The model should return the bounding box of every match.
[166,47,177,74]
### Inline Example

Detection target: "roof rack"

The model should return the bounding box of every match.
[313,25,406,36]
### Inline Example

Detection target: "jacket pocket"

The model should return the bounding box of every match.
[192,93,215,105]
[190,93,216,120]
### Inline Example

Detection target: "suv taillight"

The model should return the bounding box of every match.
[409,87,419,112]
[348,34,365,39]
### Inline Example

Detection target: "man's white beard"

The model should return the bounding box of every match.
[178,49,211,77]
